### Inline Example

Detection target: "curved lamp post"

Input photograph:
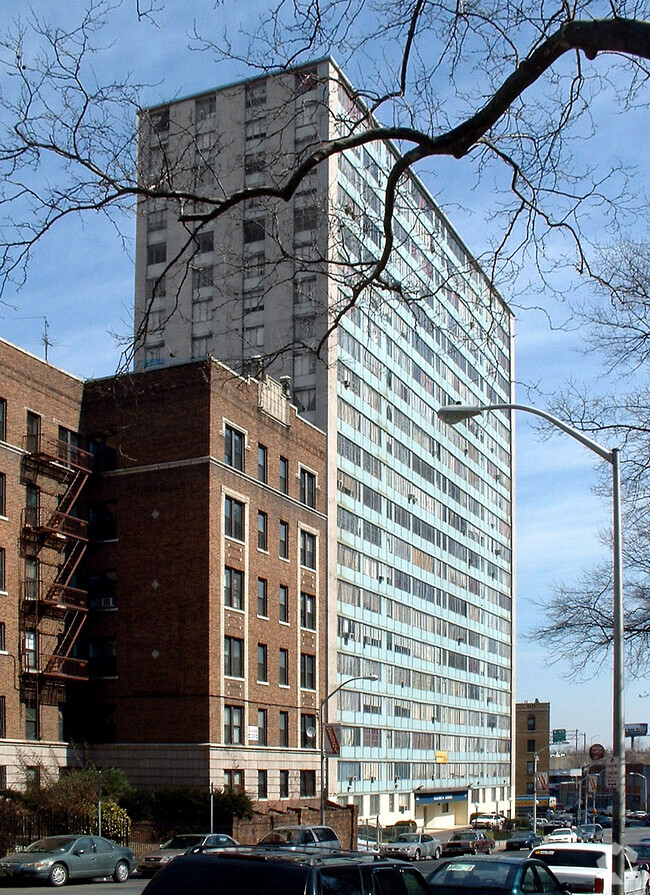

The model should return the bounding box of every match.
[320,674,379,824]
[437,402,624,895]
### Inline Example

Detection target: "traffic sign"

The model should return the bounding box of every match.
[553,729,567,743]
[589,742,606,761]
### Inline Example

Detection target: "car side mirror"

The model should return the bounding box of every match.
[73,848,85,856]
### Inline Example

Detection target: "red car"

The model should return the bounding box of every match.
[442,829,494,856]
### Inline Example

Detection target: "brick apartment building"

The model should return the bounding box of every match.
[514,700,551,816]
[0,338,89,786]
[0,337,328,801]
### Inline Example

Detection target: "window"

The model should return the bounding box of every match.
[294,206,318,234]
[257,578,268,617]
[0,696,5,738]
[147,243,167,266]
[224,424,245,470]
[25,484,39,528]
[300,770,316,797]
[224,497,245,541]
[150,107,169,132]
[0,549,4,592]
[257,709,268,746]
[294,388,316,414]
[257,644,268,683]
[279,585,289,623]
[279,648,289,687]
[224,769,244,792]
[88,638,117,677]
[257,444,267,482]
[25,702,37,740]
[245,152,265,175]
[224,637,244,678]
[279,521,289,559]
[196,230,214,253]
[300,468,317,508]
[224,705,244,745]
[279,457,289,494]
[526,782,534,795]
[527,715,536,730]
[301,713,317,748]
[196,95,215,123]
[279,769,289,798]
[243,218,265,243]
[0,623,5,651]
[258,769,268,800]
[0,473,5,516]
[258,511,268,550]
[224,567,244,610]
[243,324,264,351]
[192,265,213,292]
[26,411,41,452]
[0,399,5,441]
[301,654,316,691]
[300,531,316,569]
[24,629,37,669]
[300,592,316,630]
[527,760,535,775]
[527,739,536,753]
[245,81,266,109]
[279,711,289,747]
[148,209,167,232]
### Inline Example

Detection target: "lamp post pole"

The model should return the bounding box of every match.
[320,674,379,825]
[437,403,625,895]
[532,742,557,835]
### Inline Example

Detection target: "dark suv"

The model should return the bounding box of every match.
[141,849,434,895]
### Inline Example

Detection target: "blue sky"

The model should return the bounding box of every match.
[1,0,647,750]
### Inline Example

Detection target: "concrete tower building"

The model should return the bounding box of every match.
[134,58,515,828]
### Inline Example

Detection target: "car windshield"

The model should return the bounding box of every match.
[25,838,74,854]
[260,830,300,844]
[451,833,471,841]
[429,861,515,888]
[395,835,419,843]
[161,835,205,849]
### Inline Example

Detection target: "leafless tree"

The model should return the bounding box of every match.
[2,0,650,365]
[531,241,650,678]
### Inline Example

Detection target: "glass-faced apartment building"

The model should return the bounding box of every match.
[134,57,514,827]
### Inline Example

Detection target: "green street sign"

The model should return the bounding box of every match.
[553,729,567,743]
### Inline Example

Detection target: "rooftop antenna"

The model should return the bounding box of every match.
[42,317,51,362]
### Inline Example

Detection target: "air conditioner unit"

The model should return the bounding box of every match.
[101,596,117,609]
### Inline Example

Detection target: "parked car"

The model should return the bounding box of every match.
[473,813,507,830]
[137,833,237,876]
[628,842,650,866]
[256,825,340,850]
[576,824,604,843]
[530,842,650,895]
[546,827,578,843]
[140,849,435,895]
[426,855,568,895]
[0,834,134,887]
[441,829,494,856]
[504,830,543,851]
[380,833,442,861]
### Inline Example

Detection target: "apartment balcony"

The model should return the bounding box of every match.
[22,655,88,682]
[23,434,93,474]
[21,580,88,612]
[22,507,88,541]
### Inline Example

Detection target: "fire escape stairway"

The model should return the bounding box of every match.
[21,434,92,683]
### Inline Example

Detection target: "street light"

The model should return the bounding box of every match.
[320,674,379,824]
[437,402,624,895]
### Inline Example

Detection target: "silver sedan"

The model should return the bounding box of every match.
[380,832,442,861]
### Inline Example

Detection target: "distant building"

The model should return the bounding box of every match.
[133,57,516,826]
[515,700,551,816]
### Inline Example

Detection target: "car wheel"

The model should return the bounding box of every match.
[48,863,69,887]
[435,847,442,860]
[470,846,477,855]
[414,849,421,861]
[113,861,130,883]
[486,845,493,855]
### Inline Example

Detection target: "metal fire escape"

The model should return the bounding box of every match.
[20,432,92,699]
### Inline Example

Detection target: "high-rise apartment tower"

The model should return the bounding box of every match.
[134,58,515,828]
